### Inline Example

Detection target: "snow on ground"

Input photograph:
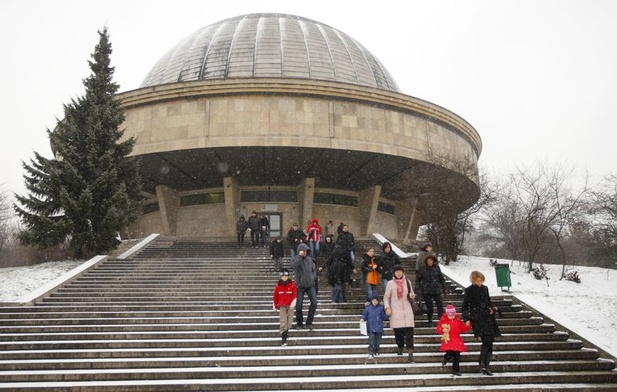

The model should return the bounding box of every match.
[442,256,617,359]
[0,260,83,302]
[0,255,616,359]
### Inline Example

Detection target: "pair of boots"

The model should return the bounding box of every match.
[281,330,289,346]
[479,346,493,376]
[395,347,414,362]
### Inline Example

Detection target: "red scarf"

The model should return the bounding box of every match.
[394,277,405,299]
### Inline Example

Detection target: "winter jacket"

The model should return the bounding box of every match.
[269,239,285,259]
[436,313,471,352]
[336,231,355,253]
[325,247,353,285]
[291,243,317,289]
[259,216,270,233]
[380,250,400,280]
[383,276,415,329]
[305,219,322,243]
[287,227,305,251]
[415,263,447,295]
[247,214,260,231]
[360,254,380,285]
[236,217,248,234]
[321,236,335,261]
[361,302,389,334]
[461,284,501,339]
[273,279,297,309]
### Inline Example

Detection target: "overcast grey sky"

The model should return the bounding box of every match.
[1,0,615,200]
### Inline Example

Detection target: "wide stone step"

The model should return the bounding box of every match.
[0,318,547,334]
[1,371,617,391]
[2,360,617,383]
[0,334,583,353]
[0,352,608,370]
[2,323,568,344]
[0,343,596,365]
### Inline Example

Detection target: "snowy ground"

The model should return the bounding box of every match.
[1,255,616,359]
[442,256,617,360]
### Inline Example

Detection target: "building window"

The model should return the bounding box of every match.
[241,191,297,202]
[180,192,225,207]
[378,201,395,214]
[314,192,358,207]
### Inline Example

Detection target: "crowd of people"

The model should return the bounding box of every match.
[240,214,500,375]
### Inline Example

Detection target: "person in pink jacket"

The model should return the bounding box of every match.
[436,304,471,376]
[383,265,416,362]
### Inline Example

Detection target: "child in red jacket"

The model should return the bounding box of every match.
[273,269,297,346]
[436,304,471,376]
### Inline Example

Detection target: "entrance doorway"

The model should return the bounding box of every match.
[265,213,282,238]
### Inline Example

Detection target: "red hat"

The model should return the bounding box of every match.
[445,304,456,315]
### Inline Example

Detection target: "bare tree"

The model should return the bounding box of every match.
[419,144,495,263]
[480,163,588,272]
[0,186,11,254]
[585,173,617,266]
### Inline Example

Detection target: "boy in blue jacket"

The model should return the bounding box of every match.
[360,291,389,359]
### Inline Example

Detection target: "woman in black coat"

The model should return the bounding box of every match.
[414,253,447,327]
[378,242,401,292]
[461,270,501,376]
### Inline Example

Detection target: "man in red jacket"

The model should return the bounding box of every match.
[273,269,297,346]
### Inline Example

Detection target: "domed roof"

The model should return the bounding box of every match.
[140,13,400,92]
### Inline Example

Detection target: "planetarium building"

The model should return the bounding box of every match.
[119,13,482,241]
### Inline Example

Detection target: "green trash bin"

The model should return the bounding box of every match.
[495,263,511,292]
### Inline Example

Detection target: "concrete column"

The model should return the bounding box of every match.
[224,177,241,237]
[358,185,381,237]
[299,177,315,228]
[155,185,179,236]
[396,197,420,242]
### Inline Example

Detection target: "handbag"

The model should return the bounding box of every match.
[406,279,425,316]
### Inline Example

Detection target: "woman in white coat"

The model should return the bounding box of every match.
[383,265,416,362]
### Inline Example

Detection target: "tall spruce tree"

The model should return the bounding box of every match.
[14,28,141,258]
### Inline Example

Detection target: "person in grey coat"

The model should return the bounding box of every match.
[291,243,318,329]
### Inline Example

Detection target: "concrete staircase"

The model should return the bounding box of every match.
[0,237,616,391]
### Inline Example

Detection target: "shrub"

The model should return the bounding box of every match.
[563,270,581,283]
[531,265,549,281]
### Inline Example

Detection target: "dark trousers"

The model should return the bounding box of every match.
[295,286,318,326]
[250,230,260,246]
[479,336,494,369]
[443,350,461,372]
[423,293,444,321]
[237,233,245,246]
[393,327,414,349]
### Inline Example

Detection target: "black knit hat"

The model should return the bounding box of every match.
[393,265,404,273]
[280,269,290,276]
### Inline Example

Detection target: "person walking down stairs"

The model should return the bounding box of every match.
[269,236,285,272]
[462,270,502,376]
[361,291,389,359]
[384,265,416,362]
[273,269,297,346]
[436,304,471,376]
[291,243,318,330]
